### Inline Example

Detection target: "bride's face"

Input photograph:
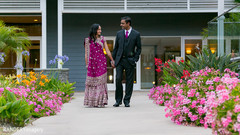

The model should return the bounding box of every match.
[96,26,102,36]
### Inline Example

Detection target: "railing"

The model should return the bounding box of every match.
[225,0,237,9]
[63,0,125,11]
[0,0,236,13]
[0,0,41,12]
[63,0,236,13]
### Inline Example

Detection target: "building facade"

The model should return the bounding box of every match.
[0,0,236,91]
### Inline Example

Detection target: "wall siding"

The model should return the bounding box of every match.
[47,0,58,68]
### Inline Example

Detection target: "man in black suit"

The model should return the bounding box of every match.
[112,16,141,107]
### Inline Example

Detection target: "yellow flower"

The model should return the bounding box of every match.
[16,81,20,84]
[39,81,45,86]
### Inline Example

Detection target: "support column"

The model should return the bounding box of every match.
[16,51,22,75]
[58,0,63,69]
[217,16,225,57]
[181,37,185,60]
[202,38,208,50]
[226,38,231,54]
[218,0,224,56]
[40,0,47,69]
[124,0,127,11]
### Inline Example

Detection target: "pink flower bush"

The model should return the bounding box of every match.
[164,67,240,127]
[204,80,240,134]
[1,86,69,117]
[148,84,174,106]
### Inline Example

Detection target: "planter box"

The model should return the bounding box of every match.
[33,68,69,82]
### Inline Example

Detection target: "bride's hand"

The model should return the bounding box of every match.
[111,60,115,68]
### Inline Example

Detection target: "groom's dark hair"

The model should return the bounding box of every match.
[121,16,131,26]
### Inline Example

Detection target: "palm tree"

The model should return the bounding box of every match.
[0,20,31,55]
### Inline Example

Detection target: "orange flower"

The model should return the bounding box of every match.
[22,74,26,78]
[41,74,47,80]
[31,76,37,81]
[25,80,30,86]
[17,74,22,78]
[29,71,34,75]
[39,81,45,86]
[45,79,49,83]
[21,80,26,83]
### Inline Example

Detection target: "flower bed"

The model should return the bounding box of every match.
[148,84,173,106]
[0,70,75,127]
[164,68,239,127]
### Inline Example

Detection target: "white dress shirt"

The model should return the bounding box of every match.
[125,27,132,37]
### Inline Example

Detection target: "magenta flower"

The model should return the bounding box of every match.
[234,105,240,113]
[221,116,232,127]
[34,108,39,112]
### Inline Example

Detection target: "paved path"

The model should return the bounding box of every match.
[14,91,212,135]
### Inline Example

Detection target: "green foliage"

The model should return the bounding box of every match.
[224,13,240,36]
[201,28,209,39]
[235,0,240,3]
[43,77,75,101]
[162,60,191,83]
[0,75,16,88]
[202,12,240,37]
[160,48,240,85]
[0,89,33,127]
[186,48,240,73]
[212,85,240,134]
[161,69,179,85]
[0,20,31,55]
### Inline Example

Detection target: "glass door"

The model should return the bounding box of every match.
[141,46,155,89]
[141,37,181,88]
[184,39,202,61]
[182,37,203,60]
[24,40,40,72]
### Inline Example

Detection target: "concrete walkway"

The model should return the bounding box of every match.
[14,91,212,135]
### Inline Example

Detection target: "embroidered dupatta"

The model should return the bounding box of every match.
[84,36,108,107]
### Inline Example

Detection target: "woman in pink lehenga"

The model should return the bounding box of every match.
[84,24,115,107]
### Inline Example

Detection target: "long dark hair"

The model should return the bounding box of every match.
[89,23,100,42]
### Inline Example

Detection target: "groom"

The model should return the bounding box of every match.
[112,16,141,107]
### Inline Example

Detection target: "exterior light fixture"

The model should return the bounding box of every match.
[210,48,216,54]
[145,67,151,69]
[109,75,112,81]
[186,49,191,54]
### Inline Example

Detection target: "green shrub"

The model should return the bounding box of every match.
[0,89,33,127]
[186,49,240,73]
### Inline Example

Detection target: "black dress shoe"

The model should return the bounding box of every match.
[113,102,122,107]
[124,103,130,107]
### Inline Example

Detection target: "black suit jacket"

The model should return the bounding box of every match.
[112,29,141,66]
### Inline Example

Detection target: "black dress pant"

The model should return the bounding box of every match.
[115,57,134,104]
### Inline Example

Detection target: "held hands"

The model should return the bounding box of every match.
[110,60,115,68]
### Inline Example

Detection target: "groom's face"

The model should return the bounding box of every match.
[120,20,130,30]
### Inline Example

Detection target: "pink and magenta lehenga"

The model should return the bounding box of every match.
[84,36,108,107]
